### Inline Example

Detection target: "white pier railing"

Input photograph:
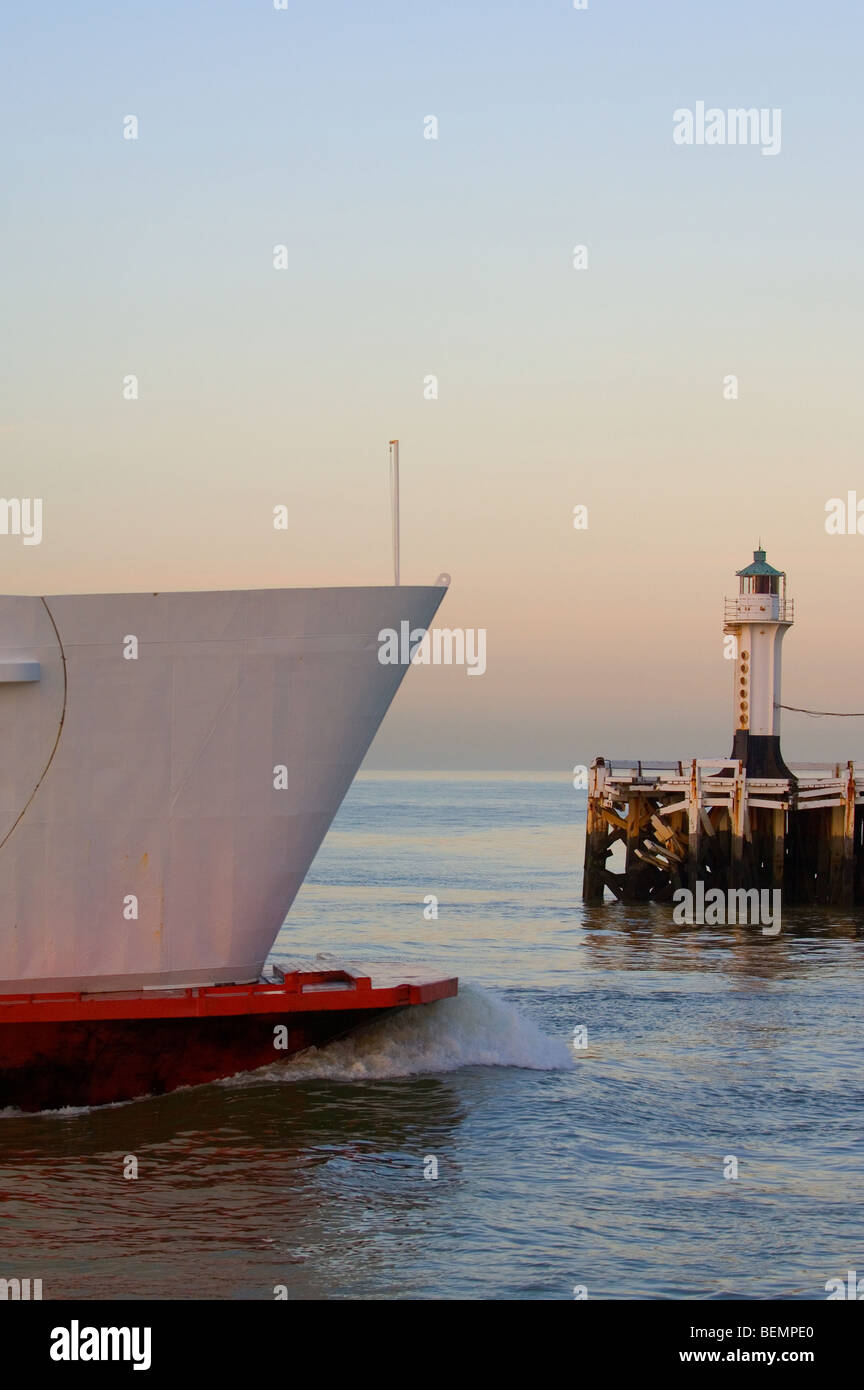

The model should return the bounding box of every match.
[595,757,862,810]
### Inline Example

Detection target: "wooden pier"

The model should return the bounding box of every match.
[582,758,864,906]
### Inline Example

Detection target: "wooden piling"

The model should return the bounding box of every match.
[687,759,700,893]
[582,755,862,908]
[730,765,746,890]
[827,763,855,906]
[583,758,610,904]
[771,808,785,892]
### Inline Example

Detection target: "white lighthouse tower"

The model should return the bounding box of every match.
[723,547,795,780]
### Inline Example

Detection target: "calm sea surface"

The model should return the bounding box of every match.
[2,774,863,1300]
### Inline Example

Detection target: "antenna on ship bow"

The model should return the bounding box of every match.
[389,439,400,586]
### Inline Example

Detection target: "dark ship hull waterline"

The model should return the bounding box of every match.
[0,583,455,1112]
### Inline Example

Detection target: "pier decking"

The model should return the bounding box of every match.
[582,758,864,906]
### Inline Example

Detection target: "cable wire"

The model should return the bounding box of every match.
[778,704,864,718]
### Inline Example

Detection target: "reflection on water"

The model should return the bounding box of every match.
[0,1075,467,1300]
[2,776,864,1299]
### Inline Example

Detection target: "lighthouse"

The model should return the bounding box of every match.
[723,547,795,781]
[584,545,862,907]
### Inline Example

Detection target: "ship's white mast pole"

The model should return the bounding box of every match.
[389,439,400,586]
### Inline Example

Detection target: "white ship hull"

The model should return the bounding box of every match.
[0,584,445,993]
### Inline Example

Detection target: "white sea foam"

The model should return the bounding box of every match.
[246,983,574,1083]
[0,1102,100,1120]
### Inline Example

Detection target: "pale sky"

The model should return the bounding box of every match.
[2,1,863,768]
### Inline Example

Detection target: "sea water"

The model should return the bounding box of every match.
[1,773,863,1300]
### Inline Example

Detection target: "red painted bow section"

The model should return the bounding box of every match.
[0,966,458,1112]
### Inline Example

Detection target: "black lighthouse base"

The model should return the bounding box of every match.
[731,731,796,783]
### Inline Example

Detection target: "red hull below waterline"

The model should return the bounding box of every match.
[0,966,457,1112]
